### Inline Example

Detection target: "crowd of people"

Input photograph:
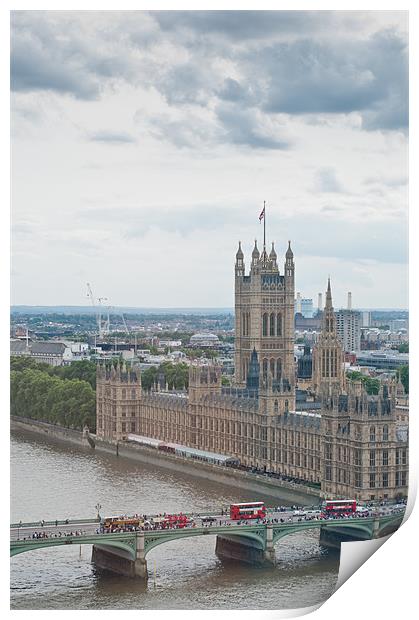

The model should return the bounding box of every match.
[20,530,87,541]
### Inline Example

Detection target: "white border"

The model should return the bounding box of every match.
[3,2,416,619]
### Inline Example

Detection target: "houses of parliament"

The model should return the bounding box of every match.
[96,233,408,501]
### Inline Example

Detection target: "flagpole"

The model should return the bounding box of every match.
[263,200,266,250]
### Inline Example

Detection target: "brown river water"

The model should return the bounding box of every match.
[10,429,340,610]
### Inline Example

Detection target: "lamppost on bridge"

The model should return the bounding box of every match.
[17,520,22,541]
[95,503,102,521]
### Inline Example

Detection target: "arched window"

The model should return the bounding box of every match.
[270,358,275,378]
[246,312,251,336]
[262,313,268,337]
[270,313,275,336]
[276,313,282,336]
[276,358,282,381]
[274,400,279,414]
[262,359,268,380]
[242,312,247,336]
[383,425,389,441]
[122,388,126,399]
[285,400,289,413]
[370,426,376,442]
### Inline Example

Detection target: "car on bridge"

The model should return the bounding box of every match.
[201,516,217,524]
[305,510,322,518]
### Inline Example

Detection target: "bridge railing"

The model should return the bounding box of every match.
[11,506,405,531]
[10,517,100,529]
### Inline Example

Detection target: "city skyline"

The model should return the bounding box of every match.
[11,10,408,309]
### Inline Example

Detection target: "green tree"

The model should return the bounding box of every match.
[398,365,409,394]
[346,371,380,395]
[10,363,96,431]
[141,366,159,391]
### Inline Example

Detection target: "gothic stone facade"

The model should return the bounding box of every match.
[96,241,408,501]
[234,240,295,414]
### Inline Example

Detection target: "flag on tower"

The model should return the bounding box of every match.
[259,205,265,221]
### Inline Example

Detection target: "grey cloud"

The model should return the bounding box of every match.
[314,168,344,193]
[361,92,408,131]
[11,20,100,99]
[216,78,257,106]
[12,221,37,235]
[77,203,407,266]
[216,103,290,150]
[78,204,246,238]
[11,11,408,138]
[88,131,137,144]
[149,104,290,150]
[11,12,133,99]
[275,212,407,264]
[260,30,408,130]
[151,10,337,40]
[148,113,215,149]
[364,175,408,187]
[154,64,211,107]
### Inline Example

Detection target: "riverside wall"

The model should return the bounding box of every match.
[10,416,320,504]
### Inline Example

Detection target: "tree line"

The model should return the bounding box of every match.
[346,368,409,395]
[141,361,189,391]
[10,357,96,431]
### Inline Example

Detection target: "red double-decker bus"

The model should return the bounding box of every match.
[230,502,266,520]
[323,499,357,514]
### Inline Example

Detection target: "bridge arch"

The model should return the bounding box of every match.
[272,519,376,548]
[143,527,266,556]
[10,534,137,561]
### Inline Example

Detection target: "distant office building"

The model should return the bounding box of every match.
[356,350,409,370]
[389,319,408,332]
[361,311,371,327]
[301,298,314,318]
[317,293,323,313]
[10,340,67,366]
[294,314,321,331]
[189,333,220,348]
[336,310,361,352]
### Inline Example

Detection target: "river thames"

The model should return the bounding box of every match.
[10,429,340,610]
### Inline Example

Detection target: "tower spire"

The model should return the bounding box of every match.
[326,277,333,308]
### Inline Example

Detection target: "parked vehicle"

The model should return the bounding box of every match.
[230,502,266,520]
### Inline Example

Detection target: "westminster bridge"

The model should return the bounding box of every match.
[10,509,405,579]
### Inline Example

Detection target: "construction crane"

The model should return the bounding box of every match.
[106,303,130,336]
[120,312,130,335]
[86,283,110,339]
[97,297,110,335]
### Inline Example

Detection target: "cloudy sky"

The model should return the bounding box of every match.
[11,10,408,309]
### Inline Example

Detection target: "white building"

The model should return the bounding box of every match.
[336,310,361,352]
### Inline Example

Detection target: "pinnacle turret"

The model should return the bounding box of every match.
[236,241,244,261]
[269,242,277,261]
[252,239,260,260]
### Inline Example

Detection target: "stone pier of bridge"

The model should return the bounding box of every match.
[319,517,384,550]
[215,524,275,567]
[92,532,147,578]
